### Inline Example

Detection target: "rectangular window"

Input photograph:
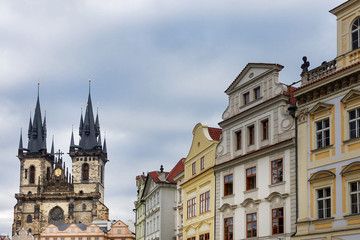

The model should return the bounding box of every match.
[254,87,261,100]
[61,238,65,240]
[71,238,75,240]
[317,187,331,219]
[316,119,330,148]
[262,119,269,140]
[349,108,360,139]
[243,92,250,105]
[271,159,283,184]
[246,167,256,190]
[201,156,205,170]
[224,174,233,196]
[187,197,196,218]
[87,238,91,240]
[272,207,284,235]
[247,213,257,238]
[224,217,233,240]
[248,125,255,145]
[200,191,210,214]
[192,162,196,175]
[199,233,209,240]
[235,131,241,150]
[187,238,195,240]
[350,181,360,214]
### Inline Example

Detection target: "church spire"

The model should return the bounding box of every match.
[78,80,99,150]
[27,83,47,153]
[18,129,24,155]
[51,135,55,156]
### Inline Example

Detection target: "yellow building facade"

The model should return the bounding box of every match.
[182,123,221,240]
[293,1,360,239]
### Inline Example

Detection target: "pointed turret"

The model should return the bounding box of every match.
[51,136,54,156]
[95,111,100,137]
[79,112,83,137]
[97,131,102,147]
[103,137,107,154]
[28,115,32,139]
[27,84,47,153]
[78,87,99,150]
[18,129,24,156]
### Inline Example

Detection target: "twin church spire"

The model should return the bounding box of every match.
[18,82,107,156]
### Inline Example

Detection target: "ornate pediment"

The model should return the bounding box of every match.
[341,89,360,104]
[218,203,237,212]
[264,192,289,202]
[308,170,335,182]
[240,198,261,207]
[340,161,360,176]
[309,103,334,115]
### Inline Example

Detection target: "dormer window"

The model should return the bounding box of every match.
[243,92,250,105]
[352,18,360,50]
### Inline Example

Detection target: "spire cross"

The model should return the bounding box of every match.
[55,149,64,158]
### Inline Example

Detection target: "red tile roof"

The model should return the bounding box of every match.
[147,158,185,184]
[208,127,222,141]
[167,158,185,183]
[294,61,360,92]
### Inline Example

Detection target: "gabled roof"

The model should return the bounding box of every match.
[208,127,222,141]
[167,158,185,183]
[57,223,88,231]
[148,171,170,184]
[225,63,284,94]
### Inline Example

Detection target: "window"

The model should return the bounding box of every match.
[26,215,32,223]
[247,213,257,238]
[100,165,103,184]
[25,169,28,179]
[243,92,250,105]
[349,108,360,139]
[271,159,283,184]
[187,197,196,218]
[224,217,233,240]
[201,156,205,170]
[47,167,50,180]
[272,208,284,235]
[29,166,35,184]
[82,204,86,211]
[248,125,255,145]
[87,238,91,240]
[352,18,360,50]
[316,119,330,148]
[199,233,209,240]
[262,119,269,140]
[187,238,195,240]
[350,181,360,214]
[82,163,89,181]
[254,87,261,100]
[200,191,210,214]
[235,131,241,150]
[246,167,256,190]
[224,174,233,196]
[317,187,331,219]
[192,162,196,175]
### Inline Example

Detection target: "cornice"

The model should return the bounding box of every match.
[214,138,294,172]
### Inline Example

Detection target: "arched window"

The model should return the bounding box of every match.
[29,166,35,184]
[352,18,360,50]
[82,163,89,181]
[100,165,103,184]
[26,215,32,223]
[49,207,64,226]
[46,167,50,180]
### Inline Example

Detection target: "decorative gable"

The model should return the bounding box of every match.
[225,63,284,95]
[309,103,334,115]
[341,89,360,104]
[308,170,335,182]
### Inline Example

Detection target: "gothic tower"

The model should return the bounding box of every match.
[13,84,109,238]
[69,83,108,203]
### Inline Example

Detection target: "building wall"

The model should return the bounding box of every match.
[182,123,219,240]
[214,63,295,240]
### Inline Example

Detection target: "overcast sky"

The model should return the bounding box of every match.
[0,0,345,236]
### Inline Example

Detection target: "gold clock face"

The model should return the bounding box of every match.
[54,168,62,177]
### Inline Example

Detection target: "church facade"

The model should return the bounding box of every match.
[12,85,109,238]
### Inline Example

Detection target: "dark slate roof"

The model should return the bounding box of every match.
[27,90,47,153]
[57,223,88,231]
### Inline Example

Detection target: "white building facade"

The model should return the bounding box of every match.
[214,63,296,240]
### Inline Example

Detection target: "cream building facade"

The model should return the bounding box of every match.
[182,123,221,240]
[293,1,360,239]
[214,63,296,239]
[173,168,184,240]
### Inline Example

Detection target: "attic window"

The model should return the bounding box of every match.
[254,87,260,100]
[352,18,360,50]
[243,92,250,105]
